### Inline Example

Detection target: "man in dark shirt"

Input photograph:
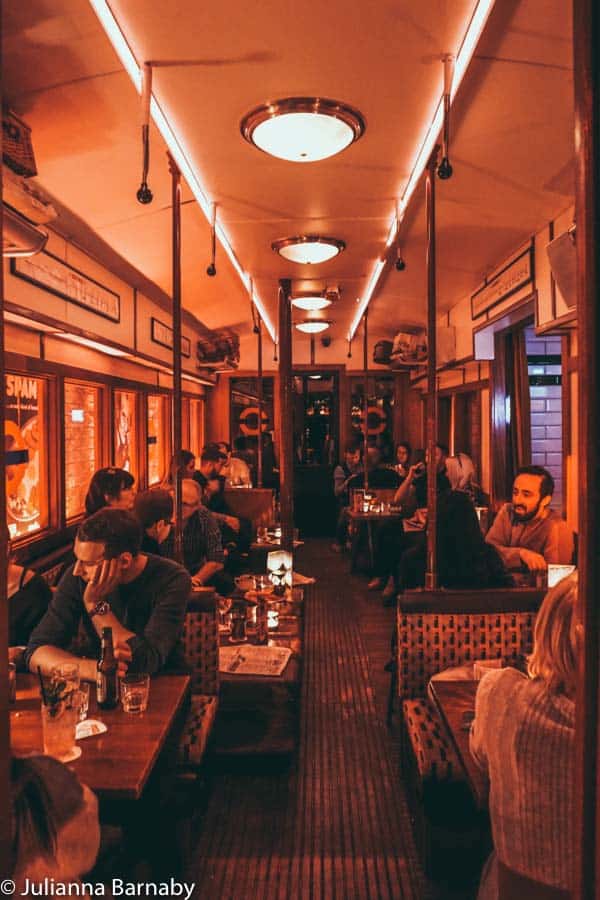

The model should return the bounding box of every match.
[134,489,174,555]
[25,509,190,679]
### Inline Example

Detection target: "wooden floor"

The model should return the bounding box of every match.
[189,539,425,899]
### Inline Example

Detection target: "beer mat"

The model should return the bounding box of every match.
[76,719,107,740]
[219,645,293,676]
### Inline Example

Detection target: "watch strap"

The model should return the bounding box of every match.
[89,599,111,619]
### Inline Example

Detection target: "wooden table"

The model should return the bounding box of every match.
[428,679,489,809]
[11,673,190,802]
[347,508,403,572]
[214,595,304,758]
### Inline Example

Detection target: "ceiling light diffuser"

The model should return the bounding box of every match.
[241,97,365,162]
[294,320,331,334]
[291,295,332,311]
[273,236,345,265]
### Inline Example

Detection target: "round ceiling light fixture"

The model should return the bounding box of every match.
[294,320,331,334]
[241,97,365,163]
[291,294,332,312]
[272,236,345,265]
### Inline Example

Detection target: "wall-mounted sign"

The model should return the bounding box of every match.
[471,247,533,320]
[150,317,191,357]
[239,406,269,436]
[11,251,120,322]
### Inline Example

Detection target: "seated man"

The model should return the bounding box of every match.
[218,440,252,487]
[162,478,233,595]
[347,446,400,489]
[332,442,362,551]
[485,465,573,575]
[25,509,191,679]
[134,489,174,555]
[197,444,252,560]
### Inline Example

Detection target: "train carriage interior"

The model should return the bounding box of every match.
[1,0,599,896]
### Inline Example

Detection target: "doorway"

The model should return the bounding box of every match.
[292,371,339,536]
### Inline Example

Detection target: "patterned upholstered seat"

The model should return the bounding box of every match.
[177,591,219,771]
[395,589,543,882]
[177,694,218,767]
[402,697,459,781]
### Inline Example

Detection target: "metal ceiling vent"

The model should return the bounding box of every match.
[2,110,54,257]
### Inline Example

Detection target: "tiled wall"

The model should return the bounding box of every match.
[526,327,563,510]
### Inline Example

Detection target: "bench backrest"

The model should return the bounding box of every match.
[397,588,545,700]
[182,588,219,695]
[223,487,274,530]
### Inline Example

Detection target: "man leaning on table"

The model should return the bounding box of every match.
[485,465,573,575]
[25,508,191,680]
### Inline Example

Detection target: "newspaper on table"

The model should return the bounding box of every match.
[219,644,293,676]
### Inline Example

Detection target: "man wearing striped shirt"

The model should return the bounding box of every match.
[163,478,231,593]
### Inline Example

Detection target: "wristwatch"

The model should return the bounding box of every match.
[89,599,111,619]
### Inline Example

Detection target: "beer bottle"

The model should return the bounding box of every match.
[97,626,118,709]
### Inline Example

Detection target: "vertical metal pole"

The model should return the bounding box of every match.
[168,152,183,565]
[573,0,600,895]
[278,279,294,553]
[363,310,369,491]
[256,314,263,488]
[310,336,316,366]
[425,149,439,590]
[0,80,11,879]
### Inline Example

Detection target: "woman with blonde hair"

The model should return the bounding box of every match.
[470,573,578,899]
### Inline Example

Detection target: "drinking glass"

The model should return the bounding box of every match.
[70,683,90,722]
[218,596,233,632]
[121,673,150,714]
[42,701,79,762]
[51,662,80,696]
[256,574,274,595]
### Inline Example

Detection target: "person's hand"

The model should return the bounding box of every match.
[83,558,120,611]
[191,572,205,587]
[519,548,548,573]
[114,640,132,678]
[224,515,240,533]
[408,463,424,480]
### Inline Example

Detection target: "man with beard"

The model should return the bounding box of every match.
[485,466,573,574]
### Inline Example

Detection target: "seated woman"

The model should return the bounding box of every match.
[470,574,577,899]
[10,755,100,890]
[398,490,512,591]
[84,467,136,517]
[394,441,412,480]
[4,526,52,654]
[369,461,450,597]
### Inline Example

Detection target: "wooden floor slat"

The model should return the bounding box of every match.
[189,539,425,899]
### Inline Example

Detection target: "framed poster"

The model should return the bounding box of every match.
[151,317,191,357]
[11,251,120,322]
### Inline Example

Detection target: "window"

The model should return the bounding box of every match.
[64,380,102,520]
[147,394,168,485]
[350,375,395,462]
[113,390,138,476]
[230,377,274,446]
[5,373,49,539]
[188,397,205,457]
